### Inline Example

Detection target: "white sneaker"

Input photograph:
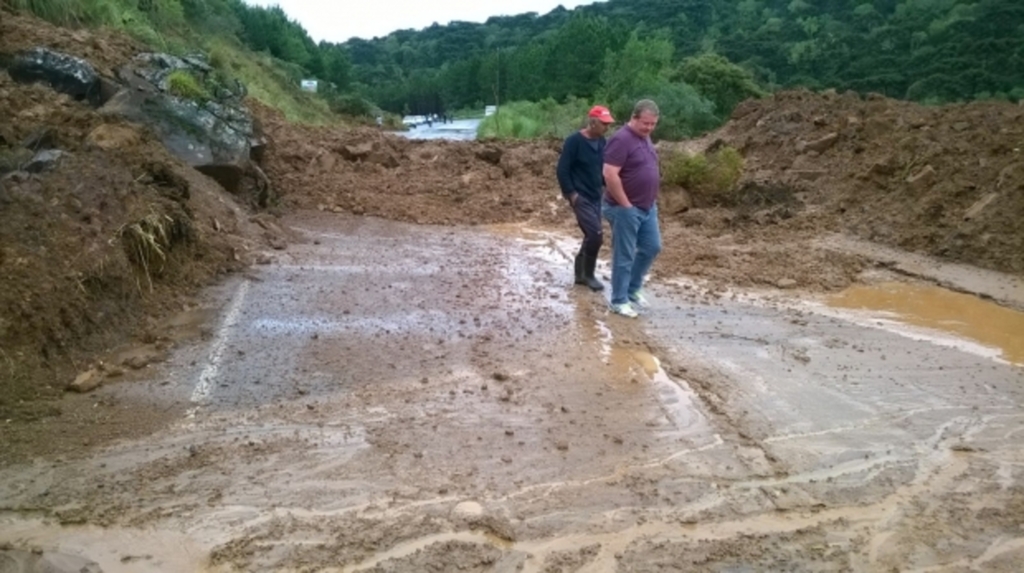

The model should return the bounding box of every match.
[628,290,650,309]
[609,302,639,318]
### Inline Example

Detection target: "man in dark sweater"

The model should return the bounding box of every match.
[556,105,615,291]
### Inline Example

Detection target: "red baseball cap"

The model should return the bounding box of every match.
[588,105,615,123]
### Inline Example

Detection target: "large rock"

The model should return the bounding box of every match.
[8,47,103,105]
[99,52,264,193]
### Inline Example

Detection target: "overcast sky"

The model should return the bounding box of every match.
[244,0,602,43]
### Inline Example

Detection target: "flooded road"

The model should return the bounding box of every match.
[1,212,1022,572]
[396,119,481,141]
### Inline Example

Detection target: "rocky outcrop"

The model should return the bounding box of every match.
[100,52,266,195]
[7,47,106,105]
[5,47,269,201]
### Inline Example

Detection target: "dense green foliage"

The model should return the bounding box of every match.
[343,0,1024,118]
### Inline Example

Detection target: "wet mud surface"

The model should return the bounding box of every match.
[1,212,1023,572]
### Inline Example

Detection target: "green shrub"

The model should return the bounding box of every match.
[677,52,768,120]
[167,69,208,101]
[208,44,229,71]
[662,151,709,189]
[662,146,744,204]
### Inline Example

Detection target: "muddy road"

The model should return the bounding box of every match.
[1,212,1023,572]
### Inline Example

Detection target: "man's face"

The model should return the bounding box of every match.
[631,111,659,137]
[592,121,611,136]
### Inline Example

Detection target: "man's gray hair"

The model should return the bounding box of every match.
[632,99,660,118]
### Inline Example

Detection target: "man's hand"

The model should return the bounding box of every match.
[568,193,578,207]
[602,164,633,208]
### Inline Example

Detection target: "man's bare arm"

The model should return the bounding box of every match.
[603,163,632,208]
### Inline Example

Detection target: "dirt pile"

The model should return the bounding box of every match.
[702,89,1024,274]
[253,102,567,226]
[0,45,271,421]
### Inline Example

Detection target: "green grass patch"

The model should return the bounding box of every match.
[477,97,592,140]
[662,146,744,205]
[207,38,335,125]
[166,69,209,101]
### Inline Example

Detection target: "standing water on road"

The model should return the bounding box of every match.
[829,282,1024,365]
[396,118,481,141]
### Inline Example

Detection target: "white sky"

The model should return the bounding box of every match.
[244,0,602,43]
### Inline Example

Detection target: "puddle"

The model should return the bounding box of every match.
[604,347,661,378]
[484,223,578,265]
[605,347,703,433]
[828,282,1024,364]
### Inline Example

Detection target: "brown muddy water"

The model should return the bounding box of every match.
[829,282,1024,365]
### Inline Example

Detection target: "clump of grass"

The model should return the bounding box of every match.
[206,38,335,125]
[115,209,192,292]
[662,146,744,204]
[167,69,209,101]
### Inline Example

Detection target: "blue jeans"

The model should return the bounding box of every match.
[602,204,662,305]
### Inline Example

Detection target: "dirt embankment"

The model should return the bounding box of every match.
[707,90,1024,274]
[253,102,567,227]
[0,14,277,423]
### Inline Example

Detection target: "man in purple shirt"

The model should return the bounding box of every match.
[602,100,662,318]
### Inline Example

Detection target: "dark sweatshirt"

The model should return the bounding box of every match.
[556,131,606,202]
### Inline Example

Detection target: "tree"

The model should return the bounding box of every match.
[543,12,618,100]
[599,31,674,105]
[678,52,767,119]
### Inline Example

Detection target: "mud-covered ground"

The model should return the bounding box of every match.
[1,212,1022,572]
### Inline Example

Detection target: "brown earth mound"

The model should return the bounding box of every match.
[703,89,1024,274]
[0,69,268,422]
[253,102,567,227]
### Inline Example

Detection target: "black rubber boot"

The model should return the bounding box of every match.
[583,253,604,291]
[574,253,587,286]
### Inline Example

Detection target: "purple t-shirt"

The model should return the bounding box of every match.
[603,125,660,210]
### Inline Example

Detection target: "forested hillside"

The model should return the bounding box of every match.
[344,0,1023,116]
